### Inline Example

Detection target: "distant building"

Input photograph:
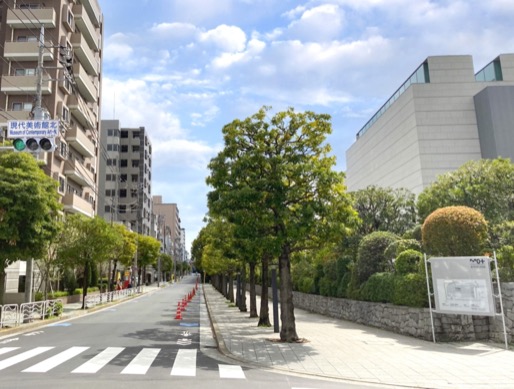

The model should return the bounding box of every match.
[98,121,153,236]
[152,196,184,262]
[345,54,514,195]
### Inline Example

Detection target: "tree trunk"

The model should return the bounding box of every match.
[0,267,6,306]
[81,260,89,310]
[228,273,234,303]
[239,264,247,312]
[279,243,299,342]
[110,259,118,292]
[248,262,258,317]
[258,255,271,327]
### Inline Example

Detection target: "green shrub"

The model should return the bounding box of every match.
[403,224,422,241]
[395,249,423,275]
[393,273,428,307]
[360,272,395,303]
[45,300,63,318]
[298,277,314,293]
[497,245,514,282]
[354,231,399,285]
[63,268,78,295]
[384,239,422,262]
[422,206,488,256]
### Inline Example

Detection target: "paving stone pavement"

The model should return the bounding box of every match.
[203,283,514,388]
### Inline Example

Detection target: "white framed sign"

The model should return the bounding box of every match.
[429,256,495,316]
[7,120,59,138]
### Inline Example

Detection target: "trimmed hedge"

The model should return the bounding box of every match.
[360,272,395,303]
[393,273,428,307]
[395,249,422,275]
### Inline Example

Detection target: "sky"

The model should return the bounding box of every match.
[98,0,514,251]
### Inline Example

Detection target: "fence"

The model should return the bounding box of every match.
[0,285,153,329]
[0,299,63,329]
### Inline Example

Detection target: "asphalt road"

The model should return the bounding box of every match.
[0,276,380,389]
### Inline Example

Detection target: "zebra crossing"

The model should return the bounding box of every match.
[0,346,246,379]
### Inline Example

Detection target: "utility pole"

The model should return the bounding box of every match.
[25,26,46,304]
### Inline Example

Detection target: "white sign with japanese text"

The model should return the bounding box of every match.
[7,120,59,138]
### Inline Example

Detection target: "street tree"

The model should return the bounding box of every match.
[108,224,137,290]
[351,185,416,236]
[0,152,61,303]
[136,234,161,285]
[417,158,514,224]
[58,214,117,308]
[207,106,357,342]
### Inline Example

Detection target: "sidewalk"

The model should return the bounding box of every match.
[203,283,514,389]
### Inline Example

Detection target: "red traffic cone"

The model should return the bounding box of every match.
[175,304,182,320]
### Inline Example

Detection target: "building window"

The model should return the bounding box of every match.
[105,205,111,213]
[132,160,139,168]
[18,276,26,293]
[121,131,128,138]
[119,189,127,198]
[132,145,140,152]
[119,205,126,214]
[106,158,117,166]
[121,145,128,152]
[131,174,138,182]
[120,174,127,182]
[120,159,128,167]
[133,131,140,138]
[12,102,32,111]
[107,144,119,151]
[62,105,70,122]
[14,68,36,76]
[58,177,65,194]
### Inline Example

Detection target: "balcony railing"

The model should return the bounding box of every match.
[71,33,99,76]
[72,62,98,103]
[62,192,94,217]
[0,75,52,95]
[73,4,100,52]
[66,123,95,158]
[64,158,95,188]
[6,7,56,28]
[3,41,55,62]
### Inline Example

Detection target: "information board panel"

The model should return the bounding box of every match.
[429,256,495,316]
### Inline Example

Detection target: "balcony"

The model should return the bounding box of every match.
[71,33,99,76]
[64,158,95,188]
[66,123,95,158]
[72,62,98,103]
[6,7,56,28]
[73,5,100,52]
[62,192,94,217]
[0,75,52,95]
[68,94,95,129]
[3,41,54,62]
[81,0,102,28]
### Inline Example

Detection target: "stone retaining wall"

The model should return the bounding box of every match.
[255,283,514,343]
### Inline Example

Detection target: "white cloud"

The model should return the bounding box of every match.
[286,4,345,41]
[198,24,247,52]
[210,38,266,68]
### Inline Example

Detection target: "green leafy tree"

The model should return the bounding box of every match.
[136,234,161,285]
[0,152,61,303]
[351,186,416,235]
[417,158,514,224]
[207,106,357,342]
[58,215,117,308]
[109,224,137,290]
[422,206,488,256]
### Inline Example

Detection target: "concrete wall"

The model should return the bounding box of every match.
[256,283,514,343]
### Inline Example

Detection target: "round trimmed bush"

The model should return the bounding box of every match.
[395,249,423,275]
[355,231,399,285]
[422,206,488,256]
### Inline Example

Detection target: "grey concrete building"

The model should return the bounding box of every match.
[98,121,153,236]
[152,196,184,262]
[345,54,514,195]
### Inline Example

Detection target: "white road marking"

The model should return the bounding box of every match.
[121,348,160,375]
[0,347,54,371]
[23,347,89,373]
[72,347,125,374]
[219,364,246,379]
[0,347,19,355]
[171,349,196,376]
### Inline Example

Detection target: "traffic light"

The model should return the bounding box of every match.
[12,137,56,152]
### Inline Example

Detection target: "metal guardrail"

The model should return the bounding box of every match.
[84,286,144,308]
[0,299,63,328]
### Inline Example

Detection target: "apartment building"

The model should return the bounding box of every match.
[0,0,103,217]
[345,54,514,195]
[98,121,153,236]
[152,196,184,262]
